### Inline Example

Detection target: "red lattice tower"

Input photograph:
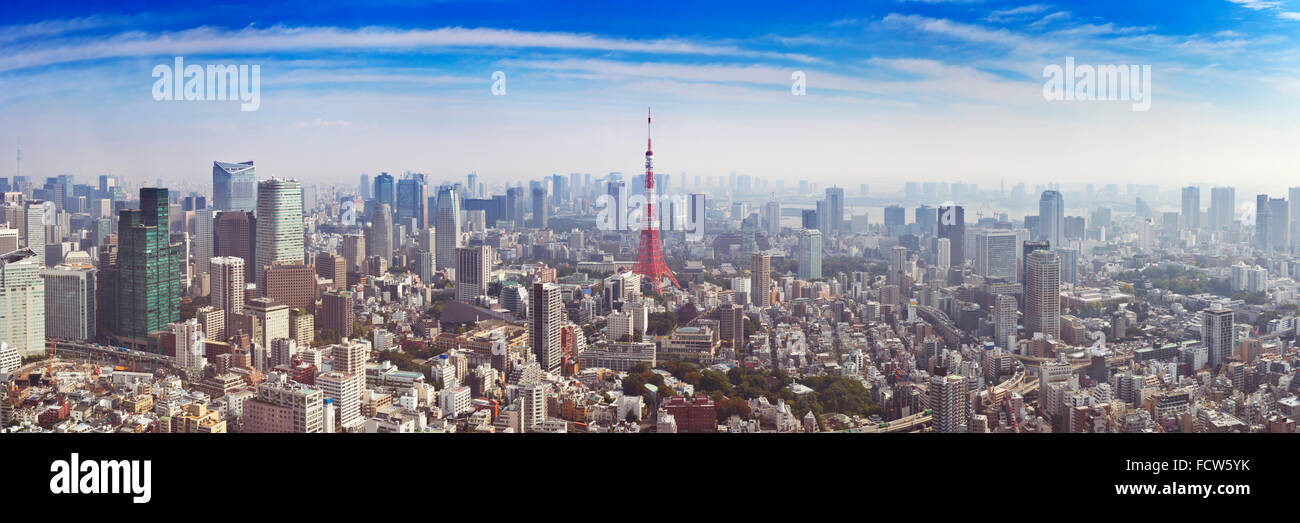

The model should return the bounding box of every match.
[632,108,680,293]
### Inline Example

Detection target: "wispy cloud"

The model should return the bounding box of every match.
[0,25,816,73]
[985,4,1051,23]
[1224,0,1300,21]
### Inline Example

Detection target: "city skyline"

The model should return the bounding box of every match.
[2,1,1299,187]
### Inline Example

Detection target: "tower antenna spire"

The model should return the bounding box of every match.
[647,107,652,150]
[632,106,679,292]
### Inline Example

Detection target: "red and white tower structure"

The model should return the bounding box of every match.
[632,108,680,292]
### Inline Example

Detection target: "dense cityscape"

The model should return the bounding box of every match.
[1,113,1297,435]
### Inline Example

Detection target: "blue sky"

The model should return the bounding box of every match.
[1,0,1297,192]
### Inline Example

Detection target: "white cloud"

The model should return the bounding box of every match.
[1225,0,1281,10]
[986,4,1051,23]
[0,24,816,73]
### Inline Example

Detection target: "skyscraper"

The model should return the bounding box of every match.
[212,161,257,212]
[936,238,951,272]
[762,200,781,237]
[994,294,1017,350]
[825,186,844,234]
[342,233,365,274]
[435,187,463,269]
[688,193,707,239]
[1025,250,1061,340]
[816,199,832,237]
[0,249,44,357]
[41,264,95,341]
[531,181,548,228]
[1210,186,1235,231]
[455,246,492,302]
[396,174,428,229]
[928,371,967,433]
[1038,190,1065,248]
[1180,186,1200,231]
[194,207,214,279]
[1202,303,1235,369]
[214,210,255,282]
[797,228,822,280]
[367,203,393,265]
[373,172,395,210]
[750,252,771,307]
[1256,194,1271,251]
[172,319,207,372]
[254,178,304,291]
[106,187,181,343]
[889,245,907,287]
[937,204,964,267]
[1269,197,1289,252]
[211,256,245,337]
[720,304,745,350]
[530,282,563,373]
[975,230,1018,281]
[24,200,46,267]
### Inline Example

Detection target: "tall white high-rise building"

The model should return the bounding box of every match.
[929,372,967,433]
[889,246,907,287]
[1202,303,1235,369]
[522,383,547,433]
[936,237,951,272]
[625,299,649,337]
[1180,186,1200,231]
[975,230,1018,281]
[688,193,707,240]
[1210,186,1235,232]
[254,178,304,291]
[608,311,632,342]
[797,228,822,280]
[211,256,246,335]
[171,319,207,371]
[994,294,1018,350]
[1038,190,1065,249]
[40,264,95,341]
[0,249,44,357]
[24,201,46,267]
[762,200,781,237]
[825,187,844,234]
[455,245,492,302]
[318,371,363,432]
[530,282,563,373]
[435,187,463,269]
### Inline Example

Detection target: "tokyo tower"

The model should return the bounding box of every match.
[632,108,680,293]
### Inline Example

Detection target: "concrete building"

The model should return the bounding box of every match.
[40,264,95,341]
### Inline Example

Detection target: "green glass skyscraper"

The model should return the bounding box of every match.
[105,187,182,346]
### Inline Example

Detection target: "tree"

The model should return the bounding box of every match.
[646,312,677,336]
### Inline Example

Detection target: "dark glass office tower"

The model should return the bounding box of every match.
[212,160,257,212]
[373,172,395,209]
[396,174,428,228]
[105,187,182,345]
